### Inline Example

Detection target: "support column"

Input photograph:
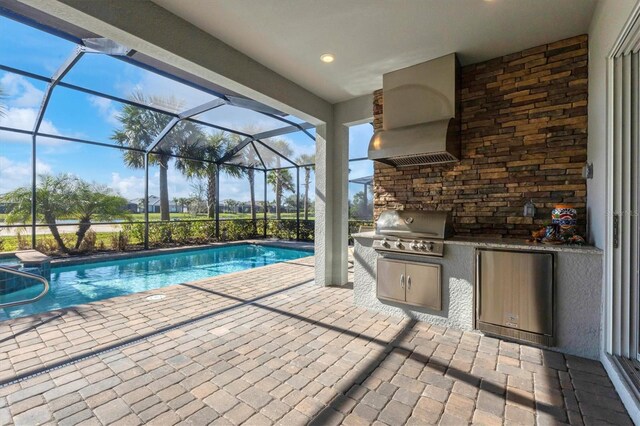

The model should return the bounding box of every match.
[296,166,300,241]
[31,135,36,249]
[144,152,149,249]
[215,167,220,239]
[363,184,368,217]
[263,170,268,237]
[314,120,349,286]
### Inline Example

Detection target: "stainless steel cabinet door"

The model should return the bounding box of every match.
[478,250,553,335]
[377,258,406,302]
[405,263,442,310]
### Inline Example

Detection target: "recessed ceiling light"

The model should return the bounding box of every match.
[320,54,335,63]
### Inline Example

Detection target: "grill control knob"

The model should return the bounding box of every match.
[395,241,403,249]
[410,240,418,250]
[381,238,390,248]
[418,241,426,250]
[425,242,434,252]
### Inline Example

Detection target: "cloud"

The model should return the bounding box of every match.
[110,165,201,201]
[115,72,211,114]
[0,73,64,146]
[110,166,264,203]
[116,72,294,134]
[109,173,145,200]
[0,108,65,146]
[219,173,252,202]
[88,96,120,126]
[271,134,316,160]
[0,156,51,194]
[0,73,44,108]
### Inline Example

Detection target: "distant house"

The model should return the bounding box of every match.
[131,196,180,214]
[125,201,139,213]
[0,202,16,214]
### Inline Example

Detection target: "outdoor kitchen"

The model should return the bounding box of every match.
[352,34,602,360]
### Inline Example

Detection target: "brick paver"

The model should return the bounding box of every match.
[0,255,633,425]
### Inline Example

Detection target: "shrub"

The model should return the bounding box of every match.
[171,221,193,244]
[299,220,314,241]
[219,220,259,241]
[36,235,71,255]
[79,229,97,252]
[110,231,129,251]
[192,220,216,243]
[149,222,173,246]
[16,231,30,250]
[124,223,145,244]
[267,220,297,240]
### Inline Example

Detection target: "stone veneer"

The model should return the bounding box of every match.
[373,35,588,238]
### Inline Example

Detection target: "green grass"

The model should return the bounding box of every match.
[0,231,131,252]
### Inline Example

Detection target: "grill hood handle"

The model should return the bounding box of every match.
[378,230,438,236]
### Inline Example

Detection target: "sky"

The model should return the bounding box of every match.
[0,15,373,209]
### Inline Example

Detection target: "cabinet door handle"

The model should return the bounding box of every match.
[400,274,405,289]
[407,275,411,290]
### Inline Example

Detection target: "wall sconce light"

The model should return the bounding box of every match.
[582,162,593,179]
[523,199,536,218]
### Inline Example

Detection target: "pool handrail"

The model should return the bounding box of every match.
[0,265,50,309]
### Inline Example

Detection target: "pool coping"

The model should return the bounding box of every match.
[44,239,314,267]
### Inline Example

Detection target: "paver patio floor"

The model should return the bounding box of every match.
[0,255,632,425]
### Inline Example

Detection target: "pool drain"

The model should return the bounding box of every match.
[146,294,166,301]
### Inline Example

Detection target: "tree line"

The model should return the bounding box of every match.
[111,93,315,227]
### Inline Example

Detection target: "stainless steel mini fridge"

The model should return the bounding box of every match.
[476,249,554,346]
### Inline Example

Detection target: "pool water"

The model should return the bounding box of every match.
[0,244,311,320]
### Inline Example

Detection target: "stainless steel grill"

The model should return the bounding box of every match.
[372,210,453,257]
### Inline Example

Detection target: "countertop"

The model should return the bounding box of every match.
[352,231,602,254]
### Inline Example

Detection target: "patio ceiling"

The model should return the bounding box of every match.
[153,0,598,103]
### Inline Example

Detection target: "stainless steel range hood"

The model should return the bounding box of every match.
[369,53,460,167]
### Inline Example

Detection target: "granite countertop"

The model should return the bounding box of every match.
[352,231,602,254]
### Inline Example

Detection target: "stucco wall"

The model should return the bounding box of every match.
[353,237,603,359]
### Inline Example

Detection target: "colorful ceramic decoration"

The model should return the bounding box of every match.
[543,225,559,241]
[528,205,584,245]
[551,204,577,240]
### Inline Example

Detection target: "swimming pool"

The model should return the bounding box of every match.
[0,244,312,320]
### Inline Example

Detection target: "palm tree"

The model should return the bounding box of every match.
[174,197,189,214]
[1,174,128,253]
[265,139,294,220]
[296,154,315,220]
[73,180,130,250]
[111,92,202,221]
[233,133,263,231]
[176,131,243,218]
